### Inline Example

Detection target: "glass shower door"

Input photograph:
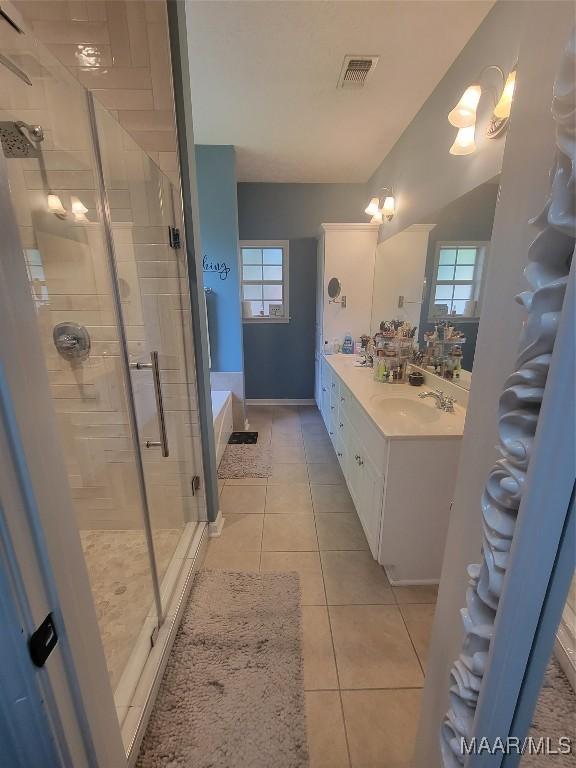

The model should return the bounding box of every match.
[91,98,201,613]
[0,24,160,700]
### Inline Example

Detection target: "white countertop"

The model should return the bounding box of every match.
[324,354,466,439]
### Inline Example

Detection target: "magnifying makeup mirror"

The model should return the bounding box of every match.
[327,277,346,307]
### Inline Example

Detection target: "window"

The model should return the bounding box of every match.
[429,242,488,321]
[240,241,289,322]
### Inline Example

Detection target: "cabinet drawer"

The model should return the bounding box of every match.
[339,382,353,417]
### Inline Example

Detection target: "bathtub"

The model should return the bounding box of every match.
[211,390,233,467]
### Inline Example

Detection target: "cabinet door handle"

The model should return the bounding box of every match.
[341,396,345,402]
[331,405,335,411]
[331,383,335,388]
[337,451,342,458]
[329,431,334,436]
[322,386,326,392]
[355,454,360,461]
[358,458,364,467]
[339,422,344,428]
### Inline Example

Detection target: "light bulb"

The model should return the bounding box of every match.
[47,193,67,218]
[449,125,476,156]
[370,211,383,224]
[382,195,395,221]
[493,69,516,120]
[364,197,380,216]
[448,84,481,128]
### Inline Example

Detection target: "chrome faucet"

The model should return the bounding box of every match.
[418,388,456,412]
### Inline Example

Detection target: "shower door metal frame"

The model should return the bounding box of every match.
[0,142,127,768]
[85,91,164,628]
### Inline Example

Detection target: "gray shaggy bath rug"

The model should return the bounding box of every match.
[218,443,271,479]
[136,570,308,768]
[522,659,576,766]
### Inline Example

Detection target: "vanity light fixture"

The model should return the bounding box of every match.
[364,197,381,216]
[449,124,477,156]
[487,67,517,138]
[70,196,89,222]
[47,193,67,219]
[448,64,516,154]
[448,84,482,128]
[382,195,396,221]
[364,188,395,222]
[370,210,383,224]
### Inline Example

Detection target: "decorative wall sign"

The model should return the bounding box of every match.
[440,35,575,768]
[203,254,230,280]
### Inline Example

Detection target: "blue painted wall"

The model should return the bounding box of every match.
[237,183,367,399]
[419,181,499,371]
[195,146,243,372]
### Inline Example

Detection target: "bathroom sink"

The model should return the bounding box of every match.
[369,396,441,425]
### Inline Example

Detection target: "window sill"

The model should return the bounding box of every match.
[242,317,290,324]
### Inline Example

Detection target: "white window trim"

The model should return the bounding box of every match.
[428,240,490,323]
[239,239,290,324]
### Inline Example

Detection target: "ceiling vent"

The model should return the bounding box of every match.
[337,55,379,90]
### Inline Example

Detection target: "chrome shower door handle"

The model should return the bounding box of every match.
[133,351,169,457]
[149,351,169,457]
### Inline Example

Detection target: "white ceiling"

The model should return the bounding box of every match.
[188,1,493,183]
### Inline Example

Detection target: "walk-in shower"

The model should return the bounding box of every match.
[0,11,206,746]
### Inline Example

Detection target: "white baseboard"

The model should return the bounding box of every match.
[245,398,316,406]
[208,510,224,537]
[384,572,441,587]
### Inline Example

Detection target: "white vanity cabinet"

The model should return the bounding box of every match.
[320,357,386,560]
[319,355,461,584]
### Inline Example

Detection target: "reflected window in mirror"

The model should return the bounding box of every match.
[429,242,489,321]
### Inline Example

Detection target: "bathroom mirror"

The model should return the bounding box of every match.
[327,276,342,299]
[371,176,500,390]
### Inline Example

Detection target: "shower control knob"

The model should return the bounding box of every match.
[53,322,90,362]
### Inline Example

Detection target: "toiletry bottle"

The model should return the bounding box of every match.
[342,332,354,355]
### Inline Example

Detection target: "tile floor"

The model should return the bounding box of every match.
[204,404,438,768]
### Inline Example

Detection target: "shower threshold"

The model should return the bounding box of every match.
[110,521,208,762]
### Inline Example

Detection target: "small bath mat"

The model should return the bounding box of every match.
[136,570,308,768]
[218,443,271,479]
[228,431,259,444]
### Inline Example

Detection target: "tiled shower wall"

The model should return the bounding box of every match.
[15,0,179,186]
[1,13,205,532]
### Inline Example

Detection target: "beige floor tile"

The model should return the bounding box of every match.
[306,691,350,768]
[220,484,266,514]
[329,605,424,689]
[218,479,225,495]
[272,426,303,441]
[341,689,421,768]
[272,445,307,463]
[302,606,338,690]
[392,585,439,604]
[208,513,263,552]
[262,514,318,551]
[269,462,309,484]
[315,513,369,551]
[302,422,329,436]
[203,547,260,572]
[224,477,267,486]
[305,443,337,463]
[321,551,393,605]
[271,436,305,449]
[265,483,313,515]
[308,462,345,485]
[260,551,325,605]
[311,484,355,513]
[400,604,435,670]
[303,433,332,449]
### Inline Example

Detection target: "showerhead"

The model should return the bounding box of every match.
[0,120,44,158]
